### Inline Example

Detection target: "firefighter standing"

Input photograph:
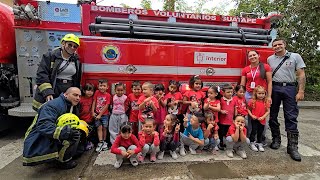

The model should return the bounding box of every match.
[32,34,82,112]
[23,87,82,169]
[267,38,306,161]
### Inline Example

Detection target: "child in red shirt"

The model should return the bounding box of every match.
[234,85,248,117]
[218,84,236,150]
[79,83,95,150]
[225,115,249,159]
[183,75,205,117]
[158,114,180,160]
[203,85,221,124]
[201,112,220,153]
[137,82,159,129]
[92,79,111,152]
[154,83,167,133]
[126,81,142,136]
[111,122,141,168]
[247,86,270,152]
[165,80,183,132]
[137,118,160,162]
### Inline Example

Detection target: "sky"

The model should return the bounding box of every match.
[38,0,236,14]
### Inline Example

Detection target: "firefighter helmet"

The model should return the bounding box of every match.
[61,34,80,46]
[57,113,89,136]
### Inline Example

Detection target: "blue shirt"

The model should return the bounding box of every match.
[183,122,204,140]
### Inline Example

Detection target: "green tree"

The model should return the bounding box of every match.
[141,0,152,10]
[120,3,131,8]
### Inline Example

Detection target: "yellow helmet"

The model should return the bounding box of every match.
[57,113,89,136]
[61,33,80,46]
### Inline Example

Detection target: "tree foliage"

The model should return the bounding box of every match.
[120,3,131,8]
[140,0,152,10]
[230,0,320,85]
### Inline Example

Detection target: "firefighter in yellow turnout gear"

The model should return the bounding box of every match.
[23,87,87,169]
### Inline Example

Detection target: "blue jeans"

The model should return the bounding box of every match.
[95,115,109,128]
[269,85,299,133]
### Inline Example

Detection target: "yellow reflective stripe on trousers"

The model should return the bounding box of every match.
[58,140,70,162]
[23,152,59,164]
[38,83,52,92]
[32,99,43,110]
[53,126,63,140]
[24,114,38,140]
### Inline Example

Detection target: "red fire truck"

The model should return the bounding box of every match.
[0,0,278,130]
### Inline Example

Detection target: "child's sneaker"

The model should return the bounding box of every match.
[236,150,247,159]
[214,145,219,151]
[189,147,197,155]
[102,142,109,151]
[129,158,139,166]
[114,159,123,168]
[257,143,265,152]
[95,141,103,152]
[226,150,233,158]
[137,154,145,163]
[150,154,157,162]
[180,146,186,156]
[249,142,258,152]
[157,151,165,160]
[170,151,178,159]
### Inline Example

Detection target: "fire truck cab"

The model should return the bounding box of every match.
[0,1,278,121]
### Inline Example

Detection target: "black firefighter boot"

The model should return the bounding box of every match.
[270,128,281,149]
[287,132,302,162]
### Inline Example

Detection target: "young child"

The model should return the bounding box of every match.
[154,83,167,133]
[92,79,111,152]
[183,75,205,117]
[201,112,220,152]
[203,85,221,126]
[137,82,159,130]
[79,83,95,150]
[109,82,129,144]
[158,114,180,160]
[138,118,160,162]
[126,81,142,136]
[234,85,248,117]
[180,114,204,156]
[164,80,183,132]
[225,115,249,158]
[218,84,237,150]
[247,85,270,152]
[111,122,141,168]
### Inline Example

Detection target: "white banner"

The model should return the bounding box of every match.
[194,52,227,65]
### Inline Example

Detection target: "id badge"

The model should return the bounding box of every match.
[250,82,256,89]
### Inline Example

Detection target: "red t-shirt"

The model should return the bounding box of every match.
[110,134,141,155]
[204,98,220,123]
[218,97,236,125]
[138,131,160,147]
[137,95,159,123]
[248,99,270,125]
[164,92,183,114]
[127,93,141,122]
[93,90,111,115]
[183,90,205,114]
[201,122,219,139]
[79,96,93,123]
[226,123,247,137]
[241,63,272,93]
[233,96,248,116]
[154,97,167,125]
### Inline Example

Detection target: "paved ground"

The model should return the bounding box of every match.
[0,103,320,180]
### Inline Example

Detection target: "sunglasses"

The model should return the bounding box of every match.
[66,43,78,49]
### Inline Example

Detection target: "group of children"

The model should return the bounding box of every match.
[79,75,270,168]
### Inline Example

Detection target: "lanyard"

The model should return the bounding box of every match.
[250,65,259,81]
